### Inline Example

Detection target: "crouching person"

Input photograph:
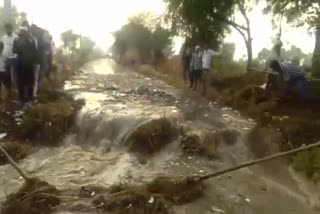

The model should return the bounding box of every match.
[268,60,309,101]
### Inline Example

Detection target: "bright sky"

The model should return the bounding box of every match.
[7,0,315,59]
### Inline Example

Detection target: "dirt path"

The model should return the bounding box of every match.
[0,59,317,213]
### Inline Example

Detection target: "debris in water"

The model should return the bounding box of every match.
[1,178,60,214]
[0,132,7,139]
[147,176,204,204]
[245,197,251,203]
[211,206,225,213]
[92,191,171,214]
[180,129,240,157]
[0,142,30,166]
[148,196,154,204]
[180,130,219,157]
[124,117,178,154]
[79,185,109,198]
[0,144,60,214]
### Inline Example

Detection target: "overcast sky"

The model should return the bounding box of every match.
[5,0,315,59]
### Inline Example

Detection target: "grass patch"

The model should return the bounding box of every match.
[13,98,77,144]
[293,148,320,183]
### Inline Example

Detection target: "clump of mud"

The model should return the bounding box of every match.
[224,85,267,108]
[92,176,204,213]
[125,117,178,154]
[180,129,240,157]
[14,98,77,143]
[1,178,60,214]
[146,176,204,204]
[93,191,171,214]
[0,101,20,132]
[0,142,30,166]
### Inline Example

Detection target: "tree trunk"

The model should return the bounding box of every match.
[246,37,253,72]
[245,25,253,72]
[312,24,320,78]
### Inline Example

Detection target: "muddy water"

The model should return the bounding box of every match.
[0,58,318,213]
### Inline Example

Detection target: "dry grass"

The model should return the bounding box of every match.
[13,98,76,144]
[1,178,60,214]
[0,142,30,166]
[123,117,178,154]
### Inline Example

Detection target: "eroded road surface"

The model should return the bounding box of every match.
[0,59,318,213]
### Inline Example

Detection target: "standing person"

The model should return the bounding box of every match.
[268,60,308,101]
[0,42,12,100]
[43,31,53,78]
[29,24,43,97]
[265,35,283,97]
[201,44,220,95]
[13,27,37,105]
[2,24,17,88]
[181,45,192,85]
[189,45,202,90]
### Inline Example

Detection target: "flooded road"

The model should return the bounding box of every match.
[0,59,318,213]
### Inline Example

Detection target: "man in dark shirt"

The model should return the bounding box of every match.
[268,60,308,101]
[13,27,37,104]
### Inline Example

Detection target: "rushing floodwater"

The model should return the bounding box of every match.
[0,59,318,213]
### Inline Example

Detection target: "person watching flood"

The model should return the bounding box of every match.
[13,26,38,105]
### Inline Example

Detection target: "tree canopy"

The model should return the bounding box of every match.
[264,0,319,28]
[61,30,81,54]
[164,0,257,71]
[112,16,173,63]
[164,0,233,47]
[264,0,320,77]
[0,6,25,35]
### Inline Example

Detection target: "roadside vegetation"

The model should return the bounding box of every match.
[113,2,320,183]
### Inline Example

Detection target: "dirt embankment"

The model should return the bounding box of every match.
[137,56,320,182]
[0,64,84,166]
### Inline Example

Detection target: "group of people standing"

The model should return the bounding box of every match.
[0,22,54,106]
[181,44,220,95]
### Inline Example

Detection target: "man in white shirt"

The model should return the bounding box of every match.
[201,44,220,95]
[2,24,17,87]
[0,41,12,99]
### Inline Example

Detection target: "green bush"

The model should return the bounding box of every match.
[293,148,320,183]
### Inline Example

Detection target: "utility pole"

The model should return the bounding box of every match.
[3,0,13,24]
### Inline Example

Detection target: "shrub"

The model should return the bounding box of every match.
[293,148,320,183]
[14,99,76,144]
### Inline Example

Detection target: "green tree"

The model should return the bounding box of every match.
[60,30,80,54]
[112,16,173,63]
[113,21,152,62]
[264,0,320,77]
[164,0,256,71]
[151,24,173,56]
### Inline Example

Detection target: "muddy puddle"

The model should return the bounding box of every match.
[0,59,318,213]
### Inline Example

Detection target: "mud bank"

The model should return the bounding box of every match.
[0,59,318,214]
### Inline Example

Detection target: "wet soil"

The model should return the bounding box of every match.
[0,59,318,214]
